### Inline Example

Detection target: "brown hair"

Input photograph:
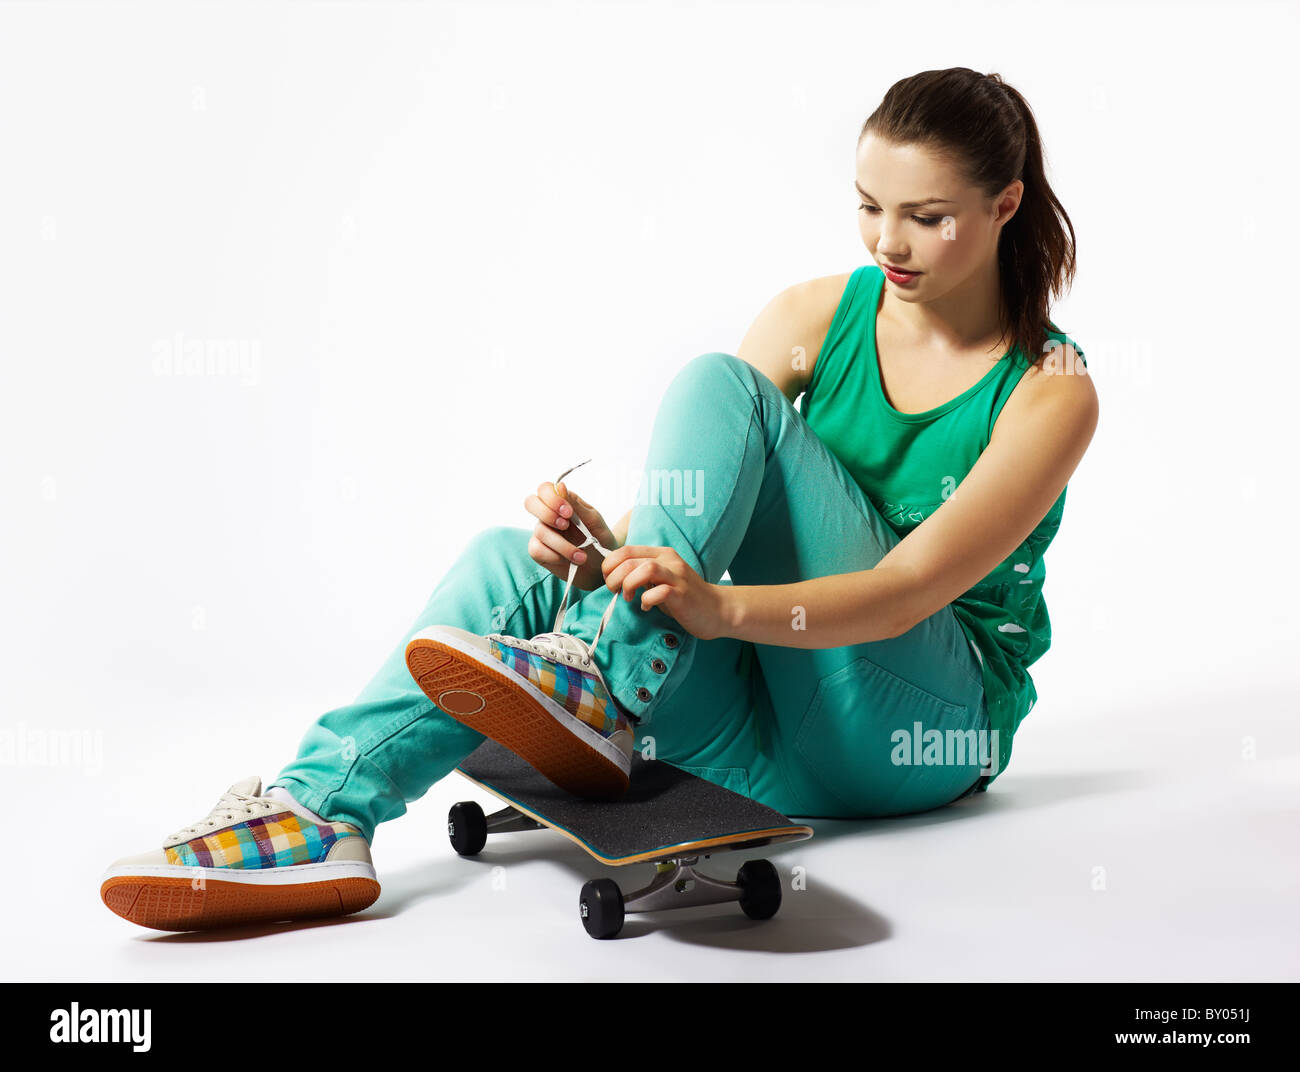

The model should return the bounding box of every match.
[859,67,1077,368]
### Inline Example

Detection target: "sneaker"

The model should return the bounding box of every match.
[406,472,639,799]
[99,776,381,932]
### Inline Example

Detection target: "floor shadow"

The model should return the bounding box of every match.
[408,832,884,952]
[360,859,478,918]
[141,912,383,943]
[792,767,1159,844]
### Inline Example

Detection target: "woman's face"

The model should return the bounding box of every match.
[854,133,1020,301]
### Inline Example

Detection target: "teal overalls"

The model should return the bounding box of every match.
[273,352,990,843]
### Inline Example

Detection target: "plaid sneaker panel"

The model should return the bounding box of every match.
[164,812,361,869]
[489,638,628,737]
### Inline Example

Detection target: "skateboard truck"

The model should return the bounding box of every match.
[448,800,785,939]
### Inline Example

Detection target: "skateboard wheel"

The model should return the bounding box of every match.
[579,878,625,939]
[737,859,782,920]
[448,801,487,856]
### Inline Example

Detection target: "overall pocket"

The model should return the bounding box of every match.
[794,656,973,814]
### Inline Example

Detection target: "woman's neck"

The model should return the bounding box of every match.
[880,259,1009,357]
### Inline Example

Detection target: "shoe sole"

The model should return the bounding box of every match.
[406,632,630,799]
[99,861,380,932]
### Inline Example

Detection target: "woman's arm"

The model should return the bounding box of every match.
[723,568,916,647]
[721,355,1099,649]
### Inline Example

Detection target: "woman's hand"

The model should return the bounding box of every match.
[524,479,620,592]
[600,545,733,641]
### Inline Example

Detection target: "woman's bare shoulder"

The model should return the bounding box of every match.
[736,271,855,402]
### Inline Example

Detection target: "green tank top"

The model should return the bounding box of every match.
[800,263,1087,784]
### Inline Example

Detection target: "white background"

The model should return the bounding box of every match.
[1,0,1297,981]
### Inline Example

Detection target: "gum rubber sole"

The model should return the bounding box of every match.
[100,875,381,932]
[405,636,629,800]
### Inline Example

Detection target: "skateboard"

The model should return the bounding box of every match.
[448,738,814,938]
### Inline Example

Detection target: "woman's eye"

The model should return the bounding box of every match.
[857,204,942,227]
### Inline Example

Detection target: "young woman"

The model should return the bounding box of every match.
[101,67,1097,932]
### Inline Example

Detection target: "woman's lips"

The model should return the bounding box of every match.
[882,263,921,283]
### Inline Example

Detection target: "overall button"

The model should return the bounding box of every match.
[661,633,679,648]
[650,658,667,674]
[635,686,653,701]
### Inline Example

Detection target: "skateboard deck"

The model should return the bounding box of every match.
[455,738,813,866]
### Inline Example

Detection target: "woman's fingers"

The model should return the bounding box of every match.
[524,478,619,590]
[536,517,587,559]
[545,480,574,522]
[529,525,583,572]
[607,557,666,599]
[525,483,572,531]
[601,546,674,583]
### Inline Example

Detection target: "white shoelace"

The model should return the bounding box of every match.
[166,781,276,845]
[492,461,621,674]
